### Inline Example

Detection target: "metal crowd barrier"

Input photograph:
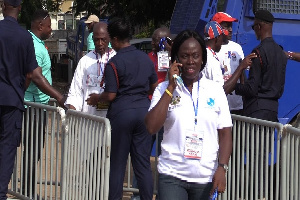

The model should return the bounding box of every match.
[281,124,300,200]
[123,114,297,200]
[7,100,300,200]
[7,102,111,200]
[223,114,283,200]
[61,109,111,200]
[9,102,65,200]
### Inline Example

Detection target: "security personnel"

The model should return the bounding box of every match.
[0,1,64,199]
[233,9,287,199]
[235,10,287,122]
[86,17,158,200]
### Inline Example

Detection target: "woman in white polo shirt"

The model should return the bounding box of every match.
[145,30,232,200]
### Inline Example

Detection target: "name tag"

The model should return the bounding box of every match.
[86,74,102,87]
[184,128,204,159]
[157,51,169,72]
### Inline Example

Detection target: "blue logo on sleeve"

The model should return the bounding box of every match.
[207,98,215,107]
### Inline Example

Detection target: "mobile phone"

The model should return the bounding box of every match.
[175,56,182,74]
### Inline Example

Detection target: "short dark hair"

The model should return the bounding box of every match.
[107,17,132,41]
[31,9,49,22]
[171,30,207,71]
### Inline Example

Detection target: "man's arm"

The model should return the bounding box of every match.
[285,51,300,62]
[235,54,262,97]
[86,92,116,106]
[65,60,85,110]
[223,53,257,95]
[26,67,65,107]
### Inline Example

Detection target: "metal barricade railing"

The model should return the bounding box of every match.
[221,114,283,200]
[123,114,285,200]
[9,101,65,200]
[8,102,111,200]
[281,124,300,200]
[7,101,300,200]
[61,109,111,200]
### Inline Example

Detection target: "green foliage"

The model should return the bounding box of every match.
[72,0,176,28]
[133,21,155,38]
[73,0,101,16]
[19,0,60,29]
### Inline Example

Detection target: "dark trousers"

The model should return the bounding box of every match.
[247,109,278,198]
[108,108,153,200]
[0,106,23,200]
[132,127,164,197]
[158,173,212,200]
[22,107,46,197]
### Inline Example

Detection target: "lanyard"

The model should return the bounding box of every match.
[186,80,200,126]
[208,46,224,73]
[94,49,110,76]
[207,46,219,62]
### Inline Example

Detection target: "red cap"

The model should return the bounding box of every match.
[212,12,238,24]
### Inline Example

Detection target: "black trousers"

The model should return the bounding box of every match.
[108,108,153,200]
[246,109,278,198]
[0,106,23,200]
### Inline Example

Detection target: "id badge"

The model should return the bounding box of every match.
[184,128,204,159]
[157,51,169,71]
[86,74,102,87]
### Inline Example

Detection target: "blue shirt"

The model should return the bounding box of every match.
[104,45,158,118]
[24,31,52,104]
[0,16,38,111]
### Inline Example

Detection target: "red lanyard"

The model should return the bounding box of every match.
[207,46,219,62]
[94,49,110,76]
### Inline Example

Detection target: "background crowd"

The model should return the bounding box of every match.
[0,0,298,199]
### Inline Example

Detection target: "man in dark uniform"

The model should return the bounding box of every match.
[0,1,65,199]
[235,10,287,122]
[233,9,287,198]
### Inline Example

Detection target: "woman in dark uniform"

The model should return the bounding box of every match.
[87,17,158,200]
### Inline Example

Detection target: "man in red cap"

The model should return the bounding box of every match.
[212,12,245,115]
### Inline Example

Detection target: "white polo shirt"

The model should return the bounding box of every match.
[201,47,224,85]
[149,76,232,183]
[217,40,244,111]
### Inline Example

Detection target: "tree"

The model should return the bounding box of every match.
[72,0,176,31]
[19,0,60,29]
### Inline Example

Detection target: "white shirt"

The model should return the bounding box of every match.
[217,41,244,111]
[149,76,232,183]
[65,49,116,117]
[201,47,224,85]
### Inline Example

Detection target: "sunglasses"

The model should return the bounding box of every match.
[42,14,49,21]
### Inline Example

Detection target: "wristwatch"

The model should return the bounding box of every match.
[218,163,228,172]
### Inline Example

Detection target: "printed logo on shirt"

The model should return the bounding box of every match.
[227,51,231,59]
[232,52,237,61]
[206,98,215,107]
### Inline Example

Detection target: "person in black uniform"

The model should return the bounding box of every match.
[226,9,287,198]
[235,10,287,122]
[0,1,65,199]
[86,17,158,200]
